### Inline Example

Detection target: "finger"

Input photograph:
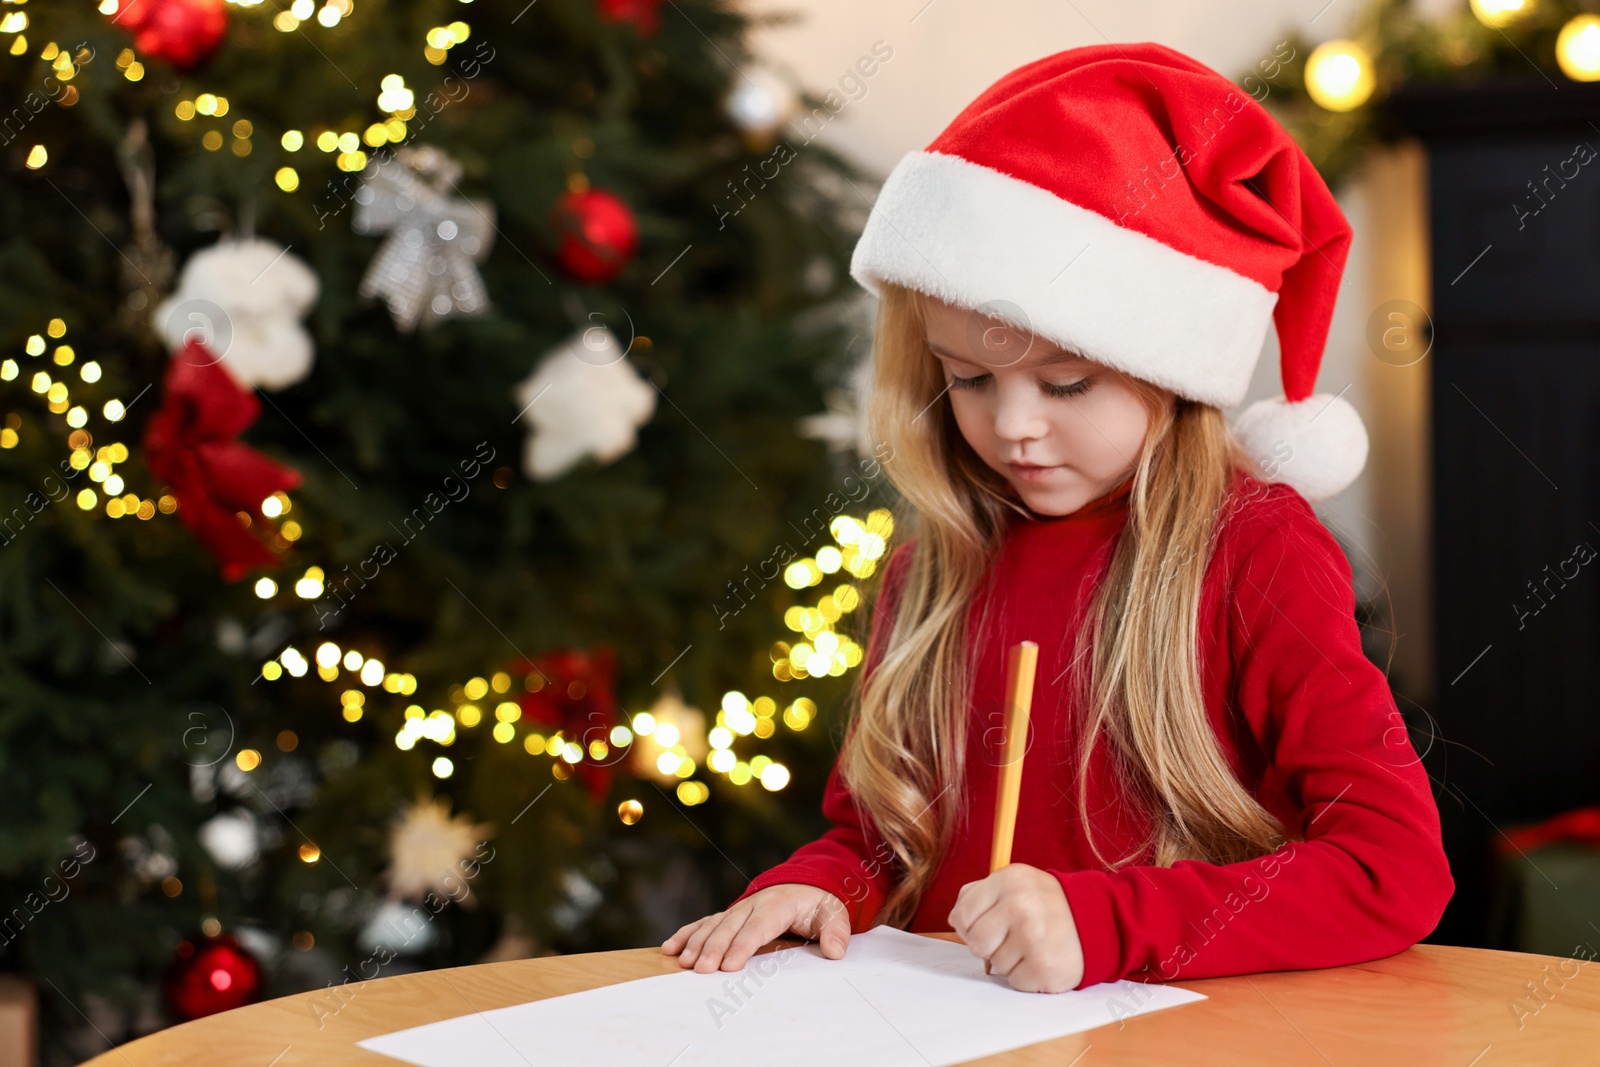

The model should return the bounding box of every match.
[720,904,799,971]
[693,907,755,973]
[986,929,1026,977]
[662,917,707,955]
[963,907,1012,962]
[948,876,1001,940]
[801,895,852,959]
[678,911,728,968]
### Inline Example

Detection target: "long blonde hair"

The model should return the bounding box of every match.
[842,282,1290,929]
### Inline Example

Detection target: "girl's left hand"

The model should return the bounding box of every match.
[948,863,1084,993]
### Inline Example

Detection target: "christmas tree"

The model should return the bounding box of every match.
[0,0,896,1058]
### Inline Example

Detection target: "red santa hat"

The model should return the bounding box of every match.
[850,42,1366,502]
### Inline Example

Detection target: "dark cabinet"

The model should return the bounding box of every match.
[1388,78,1600,947]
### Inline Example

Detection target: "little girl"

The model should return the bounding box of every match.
[663,41,1452,992]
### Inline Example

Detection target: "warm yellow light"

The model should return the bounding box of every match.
[298,843,321,863]
[360,660,384,686]
[315,642,340,668]
[432,756,454,778]
[282,130,304,151]
[80,361,101,382]
[1557,16,1600,81]
[653,722,680,748]
[492,721,515,743]
[24,144,46,169]
[255,578,278,599]
[618,799,644,824]
[1470,0,1534,27]
[103,399,126,421]
[1304,40,1375,112]
[275,167,299,193]
[609,725,632,747]
[631,711,657,736]
[342,649,363,671]
[760,762,791,791]
[76,489,96,510]
[235,749,262,771]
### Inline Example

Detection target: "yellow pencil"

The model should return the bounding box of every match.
[984,640,1038,976]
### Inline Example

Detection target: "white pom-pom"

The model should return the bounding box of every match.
[153,237,319,390]
[1232,393,1368,503]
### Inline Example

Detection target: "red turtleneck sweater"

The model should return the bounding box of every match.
[732,472,1453,988]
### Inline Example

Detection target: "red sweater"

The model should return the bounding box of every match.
[734,472,1453,988]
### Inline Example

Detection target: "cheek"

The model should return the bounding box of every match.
[947,392,994,453]
[1055,388,1148,465]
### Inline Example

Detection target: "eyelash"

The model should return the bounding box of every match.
[947,373,1092,399]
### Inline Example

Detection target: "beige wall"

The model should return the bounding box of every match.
[747,1,1441,700]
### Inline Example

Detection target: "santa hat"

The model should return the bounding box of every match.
[849,42,1366,502]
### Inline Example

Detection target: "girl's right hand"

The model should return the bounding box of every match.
[661,883,850,973]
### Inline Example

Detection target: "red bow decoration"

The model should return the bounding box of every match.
[514,646,620,803]
[143,341,302,582]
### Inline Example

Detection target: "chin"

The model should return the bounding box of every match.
[1011,482,1086,517]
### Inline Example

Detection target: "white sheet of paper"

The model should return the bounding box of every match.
[358,927,1205,1066]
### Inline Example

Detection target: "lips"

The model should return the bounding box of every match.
[1006,461,1059,482]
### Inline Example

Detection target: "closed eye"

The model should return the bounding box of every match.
[946,374,1093,399]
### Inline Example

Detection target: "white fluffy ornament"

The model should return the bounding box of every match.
[1232,392,1369,503]
[153,237,319,390]
[513,326,657,481]
[198,811,260,870]
[386,797,493,903]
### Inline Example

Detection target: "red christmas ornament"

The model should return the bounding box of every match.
[515,646,620,803]
[596,0,664,35]
[112,0,228,70]
[142,341,302,583]
[164,934,261,1021]
[550,189,639,284]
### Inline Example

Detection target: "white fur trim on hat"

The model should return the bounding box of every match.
[1232,393,1368,503]
[849,150,1279,409]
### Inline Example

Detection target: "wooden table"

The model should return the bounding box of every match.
[85,935,1599,1066]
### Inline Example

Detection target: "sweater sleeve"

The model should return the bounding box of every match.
[1051,504,1455,988]
[726,540,916,930]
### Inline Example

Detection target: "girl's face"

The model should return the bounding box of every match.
[922,296,1158,518]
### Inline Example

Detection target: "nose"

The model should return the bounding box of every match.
[991,380,1049,445]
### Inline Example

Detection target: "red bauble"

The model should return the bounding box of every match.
[550,189,639,284]
[515,646,620,803]
[113,0,228,71]
[164,935,261,1021]
[596,0,664,35]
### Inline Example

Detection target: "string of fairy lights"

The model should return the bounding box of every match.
[3,319,172,522]
[10,2,467,181]
[245,508,894,821]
